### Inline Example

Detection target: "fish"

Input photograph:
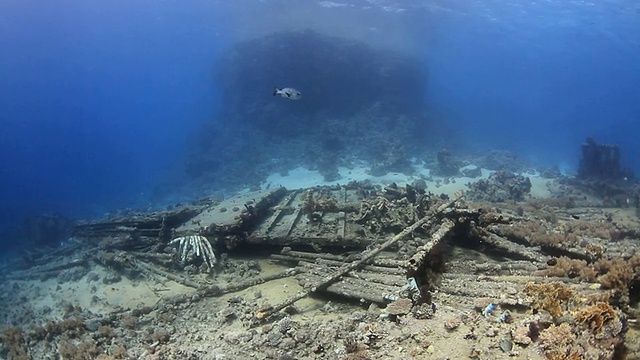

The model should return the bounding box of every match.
[273,87,301,100]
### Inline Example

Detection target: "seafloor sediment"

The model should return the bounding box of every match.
[1,165,639,360]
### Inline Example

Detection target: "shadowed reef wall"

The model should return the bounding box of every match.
[187,31,442,189]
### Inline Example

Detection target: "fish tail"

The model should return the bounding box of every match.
[273,87,280,96]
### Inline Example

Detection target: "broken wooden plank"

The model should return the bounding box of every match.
[136,260,203,289]
[446,259,541,275]
[337,211,346,239]
[199,268,299,297]
[475,228,548,263]
[297,272,400,304]
[404,218,456,275]
[74,206,204,240]
[295,261,406,286]
[272,255,405,276]
[273,249,405,269]
[175,187,287,236]
[263,190,300,234]
[4,257,88,280]
[284,209,302,237]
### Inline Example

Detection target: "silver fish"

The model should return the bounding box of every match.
[273,87,301,100]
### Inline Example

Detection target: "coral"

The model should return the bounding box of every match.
[343,335,359,353]
[119,314,137,330]
[477,210,510,226]
[58,338,99,360]
[96,355,115,360]
[0,326,29,360]
[536,254,640,308]
[343,351,372,360]
[491,216,625,248]
[354,189,435,235]
[540,166,562,179]
[534,256,597,281]
[435,147,461,176]
[467,171,532,202]
[594,257,634,291]
[383,298,413,316]
[538,323,579,360]
[532,231,579,247]
[111,346,127,359]
[300,189,338,216]
[97,326,114,339]
[150,328,171,344]
[369,140,413,176]
[475,149,527,173]
[511,325,532,345]
[411,303,435,319]
[44,316,86,337]
[523,282,573,317]
[494,220,579,247]
[28,324,47,341]
[560,219,617,241]
[574,302,616,333]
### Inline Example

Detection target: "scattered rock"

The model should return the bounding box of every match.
[461,165,482,178]
[102,270,121,285]
[512,325,532,345]
[443,316,461,330]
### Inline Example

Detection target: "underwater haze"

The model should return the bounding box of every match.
[1,0,639,250]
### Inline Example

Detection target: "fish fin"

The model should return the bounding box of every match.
[273,87,280,96]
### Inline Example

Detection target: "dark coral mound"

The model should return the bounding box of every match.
[467,171,532,202]
[186,30,434,189]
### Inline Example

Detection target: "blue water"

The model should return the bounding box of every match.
[1,1,639,250]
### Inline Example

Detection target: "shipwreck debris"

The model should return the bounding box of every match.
[257,191,464,321]
[2,179,639,359]
[578,137,628,180]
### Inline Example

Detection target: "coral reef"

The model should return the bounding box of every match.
[369,140,413,177]
[467,171,532,202]
[523,282,573,317]
[0,326,29,360]
[534,256,597,281]
[540,165,563,179]
[574,301,617,333]
[473,149,528,173]
[488,214,629,250]
[58,338,99,360]
[536,254,640,307]
[184,30,435,193]
[537,323,580,359]
[434,147,461,176]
